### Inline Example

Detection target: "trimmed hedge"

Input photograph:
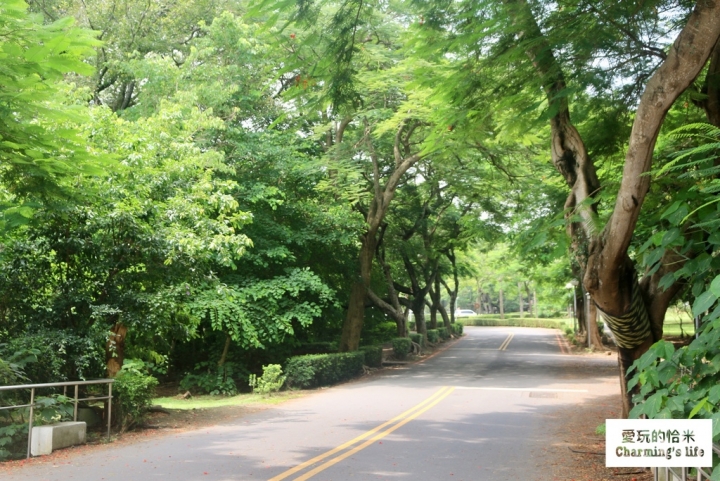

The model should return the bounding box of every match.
[426,329,439,343]
[452,323,464,335]
[392,338,412,360]
[437,327,449,340]
[359,345,383,368]
[457,317,567,329]
[285,352,365,389]
[409,332,423,348]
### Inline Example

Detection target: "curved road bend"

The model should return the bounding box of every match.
[2,326,619,481]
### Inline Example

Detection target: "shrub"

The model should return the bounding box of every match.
[409,332,423,348]
[249,364,285,395]
[362,321,397,345]
[392,338,411,360]
[1,331,104,383]
[408,320,416,331]
[359,345,383,368]
[294,342,338,354]
[285,352,365,389]
[427,329,439,343]
[114,359,158,432]
[437,327,449,340]
[180,361,242,396]
[452,323,464,336]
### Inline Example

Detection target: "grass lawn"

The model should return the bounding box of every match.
[152,391,304,410]
[662,306,695,337]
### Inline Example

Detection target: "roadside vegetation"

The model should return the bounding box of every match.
[0,0,719,470]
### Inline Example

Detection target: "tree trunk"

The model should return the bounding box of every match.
[338,120,424,352]
[533,289,538,317]
[508,0,720,416]
[518,282,523,318]
[106,321,127,378]
[499,288,505,320]
[443,249,460,323]
[576,287,586,340]
[701,39,720,126]
[218,332,231,367]
[412,298,427,340]
[476,279,483,314]
[586,296,605,351]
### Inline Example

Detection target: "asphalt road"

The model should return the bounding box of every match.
[2,326,619,481]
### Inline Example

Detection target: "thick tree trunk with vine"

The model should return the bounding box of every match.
[513,0,720,416]
[585,2,720,416]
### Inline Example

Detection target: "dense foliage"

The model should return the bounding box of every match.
[0,2,718,472]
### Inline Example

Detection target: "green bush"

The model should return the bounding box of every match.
[285,352,365,389]
[359,345,383,368]
[427,329,439,343]
[408,321,416,331]
[392,338,411,360]
[361,321,397,345]
[180,361,240,396]
[437,327,449,340]
[114,359,158,432]
[409,332,423,348]
[249,364,285,395]
[294,342,338,354]
[452,323,463,336]
[1,331,104,383]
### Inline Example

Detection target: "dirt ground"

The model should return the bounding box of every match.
[543,390,653,481]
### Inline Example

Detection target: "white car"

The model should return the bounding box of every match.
[455,309,477,318]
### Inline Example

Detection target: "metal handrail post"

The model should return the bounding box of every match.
[0,379,114,458]
[73,385,79,422]
[107,383,112,438]
[26,388,34,459]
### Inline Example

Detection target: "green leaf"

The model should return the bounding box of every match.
[693,291,718,317]
[688,397,708,419]
[710,275,720,297]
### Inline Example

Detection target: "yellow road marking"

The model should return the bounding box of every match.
[498,333,514,351]
[268,386,453,481]
[293,387,456,481]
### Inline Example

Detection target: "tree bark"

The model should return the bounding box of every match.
[511,0,720,417]
[106,321,127,378]
[586,295,605,351]
[701,39,720,126]
[498,287,505,320]
[518,282,524,318]
[339,121,424,352]
[340,233,377,351]
[217,332,231,367]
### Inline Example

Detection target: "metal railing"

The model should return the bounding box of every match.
[0,379,114,458]
[654,444,720,481]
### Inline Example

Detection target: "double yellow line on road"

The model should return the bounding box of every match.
[268,386,455,481]
[498,333,514,351]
